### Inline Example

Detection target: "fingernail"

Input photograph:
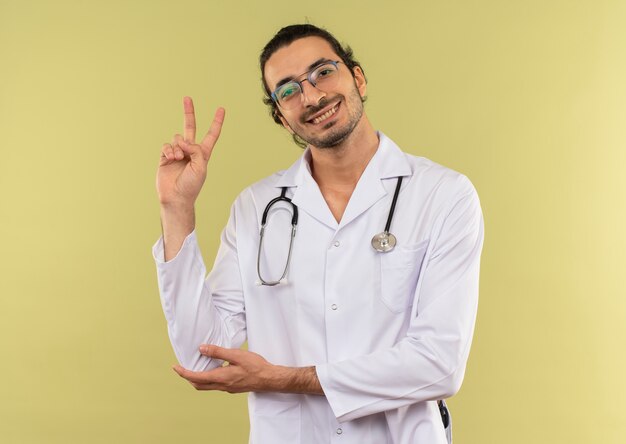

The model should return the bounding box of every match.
[199,346,208,353]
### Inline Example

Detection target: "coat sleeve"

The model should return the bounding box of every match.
[316,177,484,423]
[152,203,246,372]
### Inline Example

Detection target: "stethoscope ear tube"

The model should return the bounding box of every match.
[260,187,298,226]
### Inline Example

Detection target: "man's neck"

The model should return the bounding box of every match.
[308,117,379,191]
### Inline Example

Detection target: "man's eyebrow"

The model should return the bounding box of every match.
[274,58,332,90]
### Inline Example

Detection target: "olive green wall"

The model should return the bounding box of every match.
[1,0,624,442]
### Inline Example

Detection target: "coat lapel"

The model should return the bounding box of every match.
[338,133,413,230]
[275,149,338,230]
[273,132,413,232]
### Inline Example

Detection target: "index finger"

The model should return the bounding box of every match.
[183,96,196,143]
[200,107,225,151]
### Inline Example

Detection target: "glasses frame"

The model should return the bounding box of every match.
[270,60,342,109]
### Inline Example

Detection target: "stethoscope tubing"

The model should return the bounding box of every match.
[384,176,403,233]
[257,187,298,286]
[257,176,404,285]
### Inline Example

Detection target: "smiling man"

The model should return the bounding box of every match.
[154,24,484,444]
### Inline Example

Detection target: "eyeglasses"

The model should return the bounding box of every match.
[270,60,342,110]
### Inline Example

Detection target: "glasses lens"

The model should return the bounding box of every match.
[275,83,302,109]
[311,63,339,87]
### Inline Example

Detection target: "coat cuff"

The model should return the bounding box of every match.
[316,363,352,423]
[152,230,198,265]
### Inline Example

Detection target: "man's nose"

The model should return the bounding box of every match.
[300,80,326,107]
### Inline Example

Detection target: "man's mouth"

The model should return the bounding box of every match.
[307,102,341,125]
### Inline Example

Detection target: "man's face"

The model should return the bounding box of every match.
[264,36,367,149]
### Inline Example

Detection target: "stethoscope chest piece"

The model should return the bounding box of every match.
[370,176,404,253]
[371,231,397,253]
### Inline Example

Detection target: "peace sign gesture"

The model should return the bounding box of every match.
[157,97,225,208]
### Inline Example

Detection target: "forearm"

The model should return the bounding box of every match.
[155,201,247,373]
[316,333,472,422]
[155,230,225,372]
[160,203,195,261]
[270,366,324,395]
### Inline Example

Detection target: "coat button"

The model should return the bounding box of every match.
[336,427,343,435]
[331,304,338,310]
[333,241,340,247]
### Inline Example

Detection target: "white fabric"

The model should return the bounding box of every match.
[153,132,484,444]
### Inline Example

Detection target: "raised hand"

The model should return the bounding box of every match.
[157,97,225,208]
[157,98,225,260]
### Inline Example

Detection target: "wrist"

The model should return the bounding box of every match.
[160,203,195,228]
[160,200,195,215]
[159,204,196,261]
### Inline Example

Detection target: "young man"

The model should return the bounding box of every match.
[154,24,483,444]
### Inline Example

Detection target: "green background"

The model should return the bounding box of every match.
[1,0,624,442]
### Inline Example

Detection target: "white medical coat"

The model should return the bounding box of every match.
[153,132,484,444]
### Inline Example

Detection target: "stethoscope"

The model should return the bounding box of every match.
[256,177,403,286]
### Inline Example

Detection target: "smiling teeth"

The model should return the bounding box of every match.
[313,104,338,124]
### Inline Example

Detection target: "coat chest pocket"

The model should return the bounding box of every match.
[380,240,429,313]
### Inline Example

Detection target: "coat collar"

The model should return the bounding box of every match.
[273,132,413,230]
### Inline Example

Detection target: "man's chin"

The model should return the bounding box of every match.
[306,128,350,149]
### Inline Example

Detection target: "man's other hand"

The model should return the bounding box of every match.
[172,345,324,395]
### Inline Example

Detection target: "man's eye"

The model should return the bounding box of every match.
[317,68,333,77]
[280,85,299,100]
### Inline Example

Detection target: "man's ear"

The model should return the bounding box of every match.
[352,66,367,98]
